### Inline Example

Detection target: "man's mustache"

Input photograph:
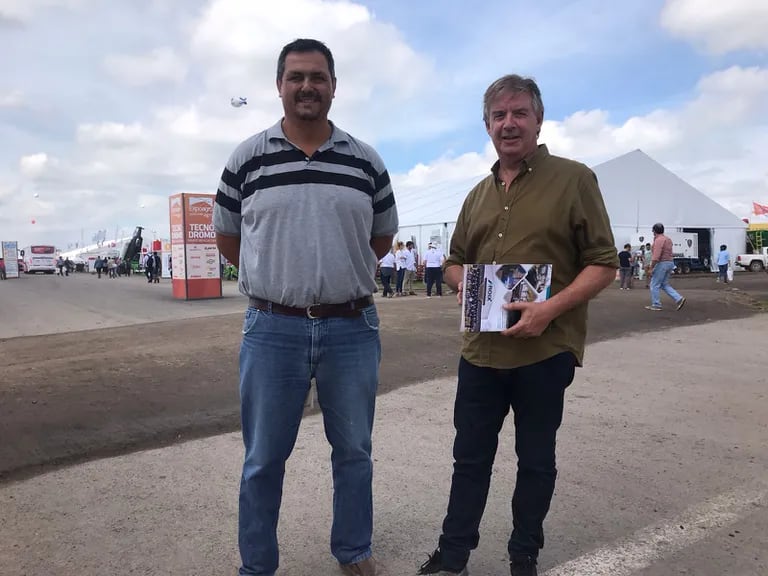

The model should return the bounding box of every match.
[296,91,321,102]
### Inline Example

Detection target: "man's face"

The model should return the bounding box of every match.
[485,90,542,164]
[277,51,336,122]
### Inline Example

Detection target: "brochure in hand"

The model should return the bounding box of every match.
[461,263,553,332]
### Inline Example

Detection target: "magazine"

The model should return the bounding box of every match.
[461,263,553,332]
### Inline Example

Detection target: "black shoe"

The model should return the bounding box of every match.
[510,554,537,576]
[417,549,468,575]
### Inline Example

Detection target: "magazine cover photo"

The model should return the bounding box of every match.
[461,263,553,332]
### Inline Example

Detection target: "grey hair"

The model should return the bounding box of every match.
[482,74,544,124]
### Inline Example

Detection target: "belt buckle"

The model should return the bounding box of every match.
[306,304,320,319]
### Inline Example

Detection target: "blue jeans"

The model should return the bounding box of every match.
[650,261,682,307]
[718,264,728,282]
[238,305,381,575]
[396,268,405,293]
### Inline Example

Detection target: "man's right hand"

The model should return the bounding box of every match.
[456,281,463,306]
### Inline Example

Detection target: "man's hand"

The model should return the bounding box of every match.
[501,301,555,338]
[456,281,463,305]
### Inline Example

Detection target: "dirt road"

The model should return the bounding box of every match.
[1,272,765,483]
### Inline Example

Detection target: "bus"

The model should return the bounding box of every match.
[20,245,57,274]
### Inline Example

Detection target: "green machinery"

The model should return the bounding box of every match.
[746,227,768,253]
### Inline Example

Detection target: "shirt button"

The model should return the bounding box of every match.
[492,260,497,265]
[504,206,509,211]
[528,168,532,172]
[498,233,503,238]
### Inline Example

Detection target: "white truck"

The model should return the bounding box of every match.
[735,247,768,272]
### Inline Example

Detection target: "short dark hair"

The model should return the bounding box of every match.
[276,38,335,82]
[652,223,665,234]
[406,241,414,248]
[720,244,727,251]
[624,243,631,249]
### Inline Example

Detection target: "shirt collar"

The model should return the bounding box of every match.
[266,119,351,146]
[490,143,550,179]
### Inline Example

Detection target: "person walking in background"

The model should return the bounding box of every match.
[379,249,396,298]
[423,242,445,297]
[403,240,417,295]
[716,244,730,283]
[395,241,406,296]
[152,252,161,283]
[643,242,652,287]
[645,222,686,311]
[632,244,643,280]
[145,252,160,283]
[618,243,633,290]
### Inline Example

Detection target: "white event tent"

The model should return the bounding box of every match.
[394,149,747,269]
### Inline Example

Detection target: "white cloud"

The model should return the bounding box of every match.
[104,47,188,86]
[393,143,495,191]
[2,0,766,248]
[187,0,439,144]
[76,122,146,146]
[0,0,83,22]
[19,153,52,177]
[395,65,768,220]
[0,89,24,107]
[661,0,768,54]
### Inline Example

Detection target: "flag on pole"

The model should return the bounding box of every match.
[753,201,768,216]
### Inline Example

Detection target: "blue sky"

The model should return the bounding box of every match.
[0,0,766,248]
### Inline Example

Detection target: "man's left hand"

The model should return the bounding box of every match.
[501,301,555,338]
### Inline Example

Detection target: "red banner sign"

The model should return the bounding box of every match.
[169,193,222,300]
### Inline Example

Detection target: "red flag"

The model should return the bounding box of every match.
[753,201,768,216]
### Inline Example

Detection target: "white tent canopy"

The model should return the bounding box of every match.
[594,149,746,231]
[394,148,747,264]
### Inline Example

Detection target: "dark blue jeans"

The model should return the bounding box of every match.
[438,352,576,569]
[396,268,405,294]
[718,264,728,282]
[380,267,394,296]
[425,267,443,296]
[238,305,381,575]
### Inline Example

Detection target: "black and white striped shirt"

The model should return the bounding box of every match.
[214,120,399,307]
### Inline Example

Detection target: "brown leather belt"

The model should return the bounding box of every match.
[248,296,373,319]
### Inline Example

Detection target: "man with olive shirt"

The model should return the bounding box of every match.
[417,74,618,576]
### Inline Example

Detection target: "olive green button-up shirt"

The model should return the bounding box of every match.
[445,145,618,369]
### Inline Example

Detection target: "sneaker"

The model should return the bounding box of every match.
[417,549,468,575]
[510,554,537,576]
[340,555,377,576]
[644,305,662,311]
[676,297,686,310]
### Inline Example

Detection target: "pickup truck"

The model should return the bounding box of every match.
[673,257,711,275]
[735,247,768,272]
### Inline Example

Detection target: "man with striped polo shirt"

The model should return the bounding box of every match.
[213,39,398,576]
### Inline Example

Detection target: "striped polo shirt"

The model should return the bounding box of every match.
[213,120,399,307]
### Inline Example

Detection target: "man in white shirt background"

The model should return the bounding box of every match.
[423,242,445,297]
[403,241,417,296]
[379,250,396,297]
